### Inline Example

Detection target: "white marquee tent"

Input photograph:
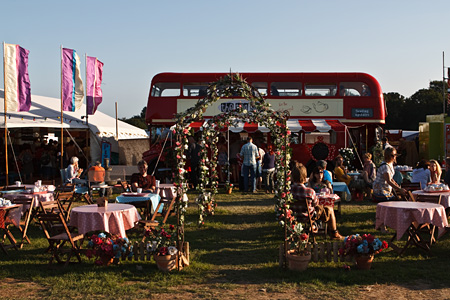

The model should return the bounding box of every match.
[0,90,148,163]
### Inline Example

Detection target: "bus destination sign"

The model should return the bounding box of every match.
[352,108,373,118]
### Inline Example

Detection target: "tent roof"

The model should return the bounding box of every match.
[0,90,148,140]
[188,119,346,133]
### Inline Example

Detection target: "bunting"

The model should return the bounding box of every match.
[3,43,31,112]
[86,56,104,115]
[62,48,84,111]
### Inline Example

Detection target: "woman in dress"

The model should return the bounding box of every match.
[429,159,442,184]
[308,166,333,194]
[373,147,406,202]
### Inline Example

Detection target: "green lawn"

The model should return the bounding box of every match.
[1,191,450,299]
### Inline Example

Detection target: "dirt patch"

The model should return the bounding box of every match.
[0,278,47,299]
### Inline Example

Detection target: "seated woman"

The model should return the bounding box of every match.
[131,160,156,193]
[66,156,87,185]
[308,166,333,194]
[411,159,431,188]
[373,147,406,202]
[361,152,376,187]
[429,159,442,184]
[334,155,352,186]
[290,163,343,240]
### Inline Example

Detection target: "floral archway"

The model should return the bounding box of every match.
[171,73,292,253]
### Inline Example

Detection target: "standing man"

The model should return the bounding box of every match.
[188,137,201,189]
[238,136,260,193]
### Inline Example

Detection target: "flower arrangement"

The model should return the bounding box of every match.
[338,147,355,168]
[225,182,233,189]
[85,232,133,265]
[339,234,388,258]
[286,217,310,256]
[144,224,178,256]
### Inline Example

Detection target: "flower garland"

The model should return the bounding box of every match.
[173,73,291,232]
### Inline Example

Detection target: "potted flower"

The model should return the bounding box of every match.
[224,182,233,194]
[144,224,180,272]
[85,232,133,266]
[286,219,311,271]
[339,234,388,270]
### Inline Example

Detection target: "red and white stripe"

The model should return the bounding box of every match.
[188,119,346,133]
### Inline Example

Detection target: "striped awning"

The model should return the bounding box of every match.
[188,119,346,133]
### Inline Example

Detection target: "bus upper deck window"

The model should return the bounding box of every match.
[305,84,337,96]
[151,82,180,97]
[339,82,371,96]
[251,82,268,97]
[183,83,209,97]
[270,82,302,96]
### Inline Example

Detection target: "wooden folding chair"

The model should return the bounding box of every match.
[10,196,36,248]
[146,194,177,226]
[414,194,442,245]
[397,190,416,202]
[120,180,132,193]
[289,197,327,243]
[36,211,84,266]
[0,205,21,254]
[401,182,422,192]
[54,191,76,222]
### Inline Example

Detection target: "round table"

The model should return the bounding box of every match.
[375,201,448,241]
[412,190,450,208]
[69,203,141,238]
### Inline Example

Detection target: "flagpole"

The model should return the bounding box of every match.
[3,42,9,187]
[85,53,89,166]
[443,51,446,116]
[60,45,64,170]
[115,102,118,140]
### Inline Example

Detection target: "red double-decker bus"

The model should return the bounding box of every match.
[144,72,385,174]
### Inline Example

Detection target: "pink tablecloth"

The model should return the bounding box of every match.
[0,205,22,228]
[412,190,450,208]
[3,192,54,209]
[157,183,188,202]
[375,201,448,240]
[318,194,340,207]
[69,203,141,238]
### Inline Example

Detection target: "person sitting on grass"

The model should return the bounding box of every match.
[131,160,156,193]
[290,163,343,240]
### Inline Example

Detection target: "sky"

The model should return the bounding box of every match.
[2,0,450,119]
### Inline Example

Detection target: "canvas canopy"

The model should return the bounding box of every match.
[188,119,346,133]
[0,89,148,140]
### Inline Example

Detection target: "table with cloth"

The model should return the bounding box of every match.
[0,204,22,253]
[115,193,162,219]
[69,203,140,238]
[332,182,351,201]
[318,193,341,215]
[2,191,54,210]
[412,190,450,208]
[157,183,189,202]
[375,201,448,254]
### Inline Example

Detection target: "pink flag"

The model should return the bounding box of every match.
[86,56,104,115]
[62,48,84,111]
[4,43,31,112]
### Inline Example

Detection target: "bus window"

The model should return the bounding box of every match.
[251,82,267,96]
[183,83,209,97]
[305,84,337,96]
[304,132,336,144]
[151,82,180,97]
[270,82,302,96]
[339,82,371,96]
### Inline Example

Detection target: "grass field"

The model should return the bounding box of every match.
[1,190,450,299]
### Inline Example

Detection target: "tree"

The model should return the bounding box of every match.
[120,106,147,129]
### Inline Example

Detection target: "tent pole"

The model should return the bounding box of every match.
[60,45,64,170]
[227,129,230,183]
[115,102,118,140]
[3,41,9,186]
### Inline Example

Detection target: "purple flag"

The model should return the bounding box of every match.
[86,56,104,115]
[62,48,84,111]
[4,44,31,112]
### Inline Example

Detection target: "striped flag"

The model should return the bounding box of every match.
[62,48,84,111]
[86,56,104,115]
[3,43,31,112]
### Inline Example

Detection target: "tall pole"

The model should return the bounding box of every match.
[60,45,64,170]
[85,54,89,167]
[115,102,118,140]
[443,51,446,116]
[3,42,9,186]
